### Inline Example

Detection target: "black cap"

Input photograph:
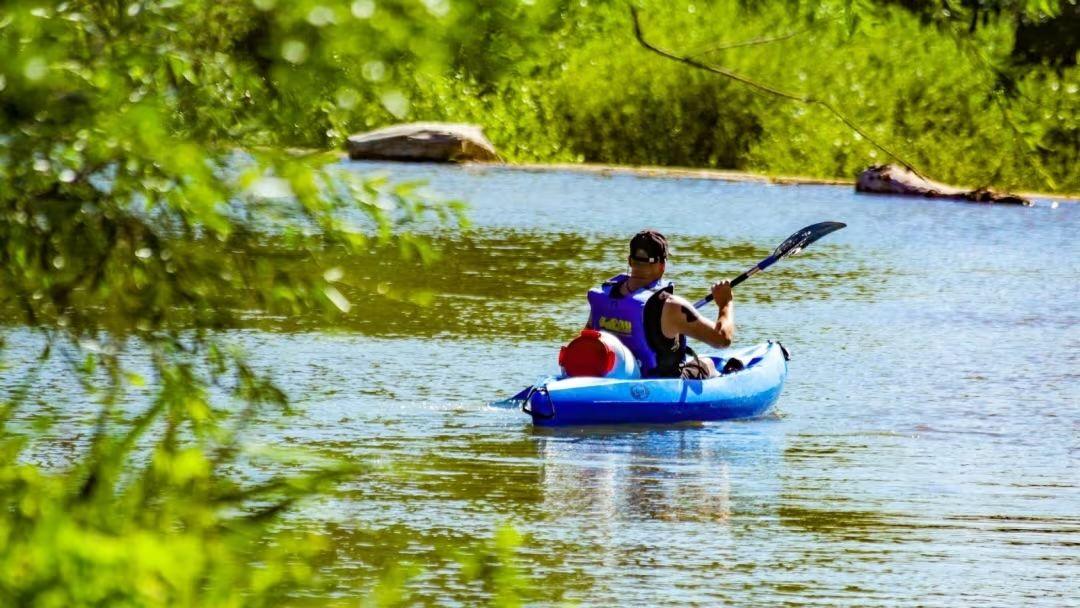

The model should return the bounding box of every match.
[629,229,668,263]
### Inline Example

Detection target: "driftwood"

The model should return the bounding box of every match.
[856,165,1031,206]
[346,122,499,163]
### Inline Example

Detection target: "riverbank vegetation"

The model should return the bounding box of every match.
[1,0,1076,605]
[395,1,1080,194]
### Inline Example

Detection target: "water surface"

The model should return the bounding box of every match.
[7,162,1079,606]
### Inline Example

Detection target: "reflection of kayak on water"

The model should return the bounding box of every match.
[521,341,789,427]
[533,423,784,525]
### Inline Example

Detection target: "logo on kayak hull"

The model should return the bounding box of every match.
[630,383,649,400]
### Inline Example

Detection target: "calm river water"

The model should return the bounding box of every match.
[11,162,1080,606]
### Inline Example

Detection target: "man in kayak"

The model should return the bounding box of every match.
[586,229,735,379]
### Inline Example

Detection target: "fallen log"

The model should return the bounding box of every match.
[856,164,1030,206]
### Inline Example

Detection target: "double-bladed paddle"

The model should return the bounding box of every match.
[692,221,846,309]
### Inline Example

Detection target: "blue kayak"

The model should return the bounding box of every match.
[522,341,789,427]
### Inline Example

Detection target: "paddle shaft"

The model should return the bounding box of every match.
[692,221,846,310]
[692,254,778,309]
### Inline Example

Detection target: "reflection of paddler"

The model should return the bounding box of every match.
[585,230,737,379]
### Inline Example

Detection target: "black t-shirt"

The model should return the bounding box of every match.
[643,289,686,377]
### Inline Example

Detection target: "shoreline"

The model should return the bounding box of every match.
[477,161,853,187]
[337,153,1080,202]
[472,162,1080,202]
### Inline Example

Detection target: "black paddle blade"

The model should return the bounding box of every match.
[773,221,846,259]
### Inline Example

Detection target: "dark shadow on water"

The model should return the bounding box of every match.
[528,421,709,438]
[300,522,595,606]
[778,503,900,538]
[0,227,867,340]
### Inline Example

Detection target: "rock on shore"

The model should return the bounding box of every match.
[346,123,499,163]
[856,164,1030,205]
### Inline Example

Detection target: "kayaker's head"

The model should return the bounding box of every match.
[628,229,668,281]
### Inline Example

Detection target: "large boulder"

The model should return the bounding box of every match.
[856,164,1030,206]
[346,122,499,163]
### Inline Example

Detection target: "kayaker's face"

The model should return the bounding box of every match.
[628,257,664,281]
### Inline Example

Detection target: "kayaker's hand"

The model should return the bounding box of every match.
[711,280,733,307]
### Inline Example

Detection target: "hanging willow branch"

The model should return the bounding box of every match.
[630,6,925,179]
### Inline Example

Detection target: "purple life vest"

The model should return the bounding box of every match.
[587,274,684,377]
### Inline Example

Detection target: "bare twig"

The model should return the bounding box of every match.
[630,6,925,178]
[687,27,808,59]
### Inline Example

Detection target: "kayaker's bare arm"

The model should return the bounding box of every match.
[660,282,735,348]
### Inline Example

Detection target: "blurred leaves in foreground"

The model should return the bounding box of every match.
[0,0,522,605]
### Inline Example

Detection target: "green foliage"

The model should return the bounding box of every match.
[543,2,777,169]
[9,0,1071,192]
[531,0,1076,192]
[0,330,344,606]
[456,525,529,608]
[738,3,1080,191]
